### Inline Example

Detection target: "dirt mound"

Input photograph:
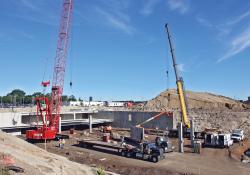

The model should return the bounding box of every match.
[0,131,94,175]
[190,110,250,137]
[134,89,250,136]
[230,139,250,161]
[141,89,248,111]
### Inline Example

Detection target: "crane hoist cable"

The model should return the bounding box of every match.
[41,57,49,83]
[69,15,74,90]
[41,57,51,95]
[166,43,170,91]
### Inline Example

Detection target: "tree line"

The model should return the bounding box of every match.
[0,89,77,106]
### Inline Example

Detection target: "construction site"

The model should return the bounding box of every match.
[0,0,250,175]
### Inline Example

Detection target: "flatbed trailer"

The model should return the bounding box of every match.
[78,139,124,151]
[77,139,165,163]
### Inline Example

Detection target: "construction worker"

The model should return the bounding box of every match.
[59,139,62,148]
[61,139,66,149]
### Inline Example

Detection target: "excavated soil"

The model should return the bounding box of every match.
[134,89,250,136]
[141,89,249,111]
[230,139,250,161]
[0,131,95,175]
[33,129,250,175]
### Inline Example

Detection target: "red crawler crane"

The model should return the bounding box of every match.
[26,0,73,140]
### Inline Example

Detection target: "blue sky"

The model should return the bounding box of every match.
[0,0,250,101]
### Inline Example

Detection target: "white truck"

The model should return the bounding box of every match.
[218,134,233,147]
[204,133,233,148]
[231,129,244,142]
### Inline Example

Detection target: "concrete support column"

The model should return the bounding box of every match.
[89,114,92,133]
[58,117,61,134]
[190,120,195,148]
[178,122,184,153]
[73,113,76,120]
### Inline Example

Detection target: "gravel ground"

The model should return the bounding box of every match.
[34,130,250,175]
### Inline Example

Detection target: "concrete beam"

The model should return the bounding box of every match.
[190,120,195,148]
[58,117,61,134]
[89,114,92,133]
[178,122,184,153]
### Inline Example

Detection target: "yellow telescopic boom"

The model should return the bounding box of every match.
[165,23,190,128]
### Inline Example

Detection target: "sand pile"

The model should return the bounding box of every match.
[135,89,250,136]
[0,131,94,175]
[190,110,250,136]
[142,89,248,111]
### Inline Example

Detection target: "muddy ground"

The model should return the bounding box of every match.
[31,129,250,175]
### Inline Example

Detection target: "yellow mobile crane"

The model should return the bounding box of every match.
[165,23,190,128]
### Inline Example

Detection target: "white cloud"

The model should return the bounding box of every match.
[95,7,135,35]
[218,27,250,62]
[145,36,157,45]
[226,10,250,26]
[196,16,213,28]
[195,15,231,38]
[20,0,38,11]
[140,0,161,16]
[195,11,250,61]
[18,31,34,39]
[19,0,45,13]
[167,0,189,14]
[177,63,185,72]
[12,0,58,26]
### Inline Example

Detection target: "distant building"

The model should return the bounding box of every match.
[69,101,82,106]
[69,101,105,107]
[69,100,146,108]
[107,101,125,107]
[82,101,105,107]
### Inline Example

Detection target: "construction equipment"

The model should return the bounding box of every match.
[103,125,112,133]
[165,23,190,128]
[26,0,73,140]
[231,129,245,142]
[136,112,173,127]
[134,112,174,153]
[204,133,233,148]
[78,139,165,163]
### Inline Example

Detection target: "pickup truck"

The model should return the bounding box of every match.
[231,129,244,142]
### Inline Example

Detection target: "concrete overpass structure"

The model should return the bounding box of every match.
[0,110,113,134]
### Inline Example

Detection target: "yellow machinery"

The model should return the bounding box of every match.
[165,23,190,128]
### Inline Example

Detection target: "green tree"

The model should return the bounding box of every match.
[7,89,26,97]
[32,92,43,97]
[62,95,68,102]
[2,95,12,104]
[45,93,51,100]
[68,95,76,102]
[6,89,26,105]
[24,95,33,104]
